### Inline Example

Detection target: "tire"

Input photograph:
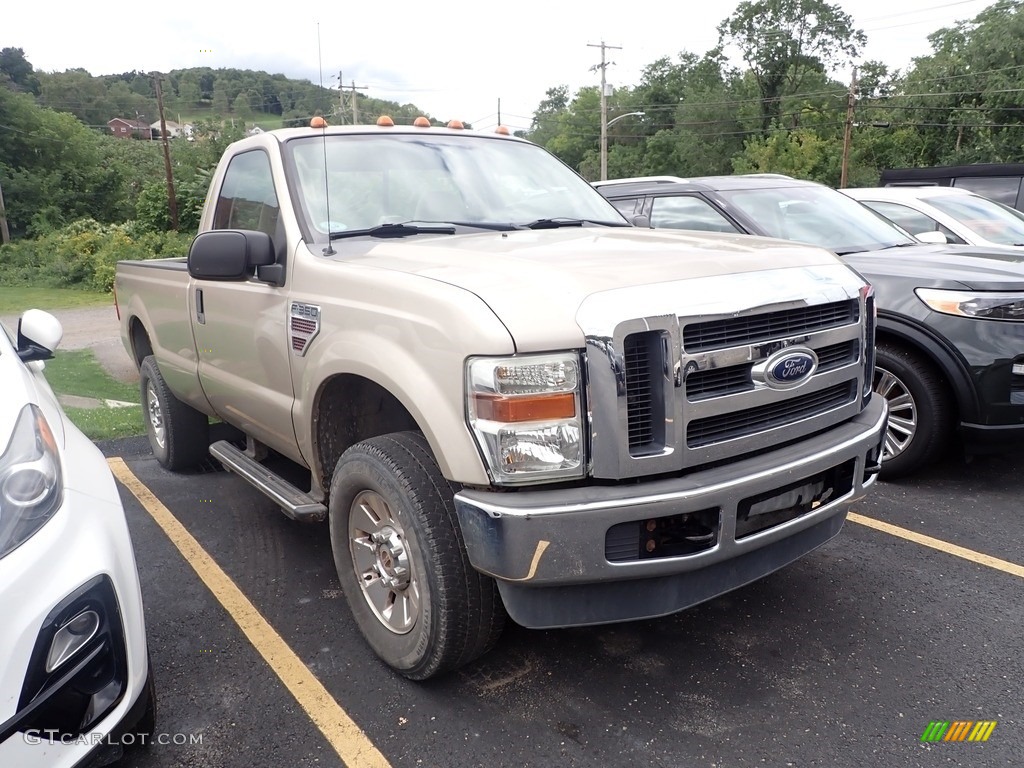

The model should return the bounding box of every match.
[328,431,505,680]
[873,344,954,479]
[139,355,209,471]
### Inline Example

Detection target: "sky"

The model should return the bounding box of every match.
[4,0,997,133]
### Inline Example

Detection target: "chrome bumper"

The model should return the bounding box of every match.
[454,395,887,626]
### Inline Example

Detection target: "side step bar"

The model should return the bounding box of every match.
[209,440,327,523]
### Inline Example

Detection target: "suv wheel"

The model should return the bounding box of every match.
[873,344,953,479]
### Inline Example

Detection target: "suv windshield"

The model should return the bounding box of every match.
[718,184,914,254]
[286,133,627,237]
[927,194,1024,246]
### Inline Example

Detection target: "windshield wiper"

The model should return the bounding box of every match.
[525,218,585,230]
[329,223,457,240]
[525,217,628,230]
[834,242,916,255]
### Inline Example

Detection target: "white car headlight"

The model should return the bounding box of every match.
[0,404,63,558]
[466,353,585,485]
[916,288,1024,321]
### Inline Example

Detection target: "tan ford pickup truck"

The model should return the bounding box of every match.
[115,119,888,679]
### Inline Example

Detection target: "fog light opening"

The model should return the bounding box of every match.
[46,609,101,673]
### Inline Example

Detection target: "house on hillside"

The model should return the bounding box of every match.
[107,117,152,139]
[149,120,195,139]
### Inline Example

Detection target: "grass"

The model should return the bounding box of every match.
[43,349,145,441]
[61,405,145,442]
[43,349,139,403]
[0,286,111,314]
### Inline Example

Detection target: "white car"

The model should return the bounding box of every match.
[842,185,1024,249]
[0,310,153,767]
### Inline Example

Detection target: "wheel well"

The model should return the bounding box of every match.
[874,329,973,421]
[313,374,420,491]
[129,318,153,367]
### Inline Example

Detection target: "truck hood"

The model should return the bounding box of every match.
[328,227,846,350]
[843,243,1024,291]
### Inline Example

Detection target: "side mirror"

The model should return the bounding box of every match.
[631,214,652,228]
[914,230,949,245]
[17,309,63,363]
[188,230,277,281]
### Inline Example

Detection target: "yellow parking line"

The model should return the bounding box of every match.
[108,457,391,768]
[849,511,1024,579]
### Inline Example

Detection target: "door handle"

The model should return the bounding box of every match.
[195,287,205,325]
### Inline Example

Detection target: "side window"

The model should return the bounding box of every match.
[608,197,640,218]
[213,150,280,237]
[862,201,965,244]
[650,196,740,233]
[953,176,1021,207]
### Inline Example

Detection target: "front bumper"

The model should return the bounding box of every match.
[0,432,149,768]
[454,395,887,628]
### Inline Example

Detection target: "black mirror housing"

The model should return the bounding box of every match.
[188,230,276,281]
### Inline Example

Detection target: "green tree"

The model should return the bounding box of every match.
[717,0,865,131]
[0,87,120,236]
[0,47,39,94]
[733,126,840,183]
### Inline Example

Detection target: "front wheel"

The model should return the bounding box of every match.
[873,344,954,479]
[139,356,209,471]
[328,432,505,680]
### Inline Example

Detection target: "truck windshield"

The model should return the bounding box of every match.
[286,133,628,237]
[718,184,915,254]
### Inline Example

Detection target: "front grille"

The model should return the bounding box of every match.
[816,340,858,372]
[624,334,653,449]
[686,365,754,400]
[687,382,856,448]
[682,300,858,353]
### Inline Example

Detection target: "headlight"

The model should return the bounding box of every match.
[0,405,63,559]
[466,353,584,485]
[916,288,1024,321]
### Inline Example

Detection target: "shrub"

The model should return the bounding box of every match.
[0,219,193,292]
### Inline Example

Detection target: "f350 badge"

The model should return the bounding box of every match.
[289,302,321,356]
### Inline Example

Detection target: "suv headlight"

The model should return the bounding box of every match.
[916,288,1024,321]
[466,353,585,485]
[0,405,63,559]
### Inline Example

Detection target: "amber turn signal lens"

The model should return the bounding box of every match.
[474,392,576,422]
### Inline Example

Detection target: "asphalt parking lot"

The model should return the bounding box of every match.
[99,437,1022,768]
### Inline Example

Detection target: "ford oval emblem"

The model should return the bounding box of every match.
[760,348,818,390]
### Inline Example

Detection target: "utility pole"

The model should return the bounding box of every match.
[0,176,10,244]
[348,80,368,124]
[840,67,858,189]
[589,41,622,181]
[154,75,179,231]
[337,71,346,122]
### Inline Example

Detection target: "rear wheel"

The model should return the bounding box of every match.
[328,431,505,680]
[873,344,954,479]
[139,356,209,471]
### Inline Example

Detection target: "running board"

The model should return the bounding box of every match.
[209,440,326,523]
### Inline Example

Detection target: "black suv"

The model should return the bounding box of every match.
[596,174,1024,479]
